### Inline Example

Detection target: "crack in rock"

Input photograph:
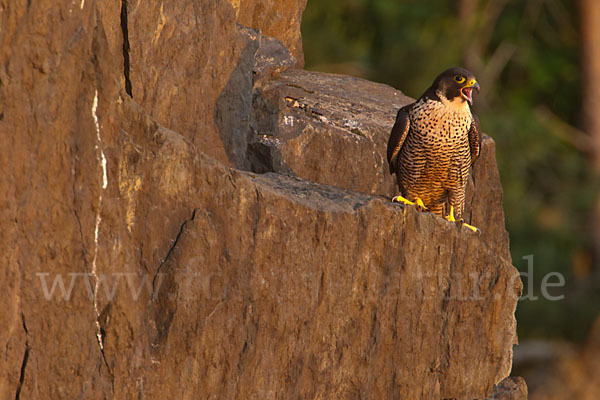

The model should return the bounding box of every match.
[152,209,198,297]
[120,0,132,97]
[15,314,30,400]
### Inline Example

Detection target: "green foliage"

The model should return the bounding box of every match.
[302,0,598,341]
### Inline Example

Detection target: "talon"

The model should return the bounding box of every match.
[392,196,427,212]
[444,206,480,233]
[461,222,480,234]
[414,198,427,212]
[392,195,414,205]
[445,206,457,222]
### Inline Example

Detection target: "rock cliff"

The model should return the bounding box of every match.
[0,0,525,399]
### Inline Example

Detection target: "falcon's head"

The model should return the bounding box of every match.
[432,67,480,106]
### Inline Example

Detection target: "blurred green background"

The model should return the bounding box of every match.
[302,0,600,343]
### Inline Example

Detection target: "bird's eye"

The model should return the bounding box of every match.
[454,75,466,83]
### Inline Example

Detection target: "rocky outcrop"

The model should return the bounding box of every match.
[251,69,511,259]
[0,0,523,399]
[251,69,406,196]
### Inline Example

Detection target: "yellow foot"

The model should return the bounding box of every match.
[391,195,413,205]
[392,195,427,211]
[460,222,480,233]
[445,206,480,233]
[445,206,457,222]
[414,198,427,211]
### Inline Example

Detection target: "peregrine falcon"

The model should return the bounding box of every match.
[387,67,481,232]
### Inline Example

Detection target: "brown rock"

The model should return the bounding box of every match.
[123,0,298,170]
[466,136,512,260]
[489,377,529,400]
[252,69,510,259]
[0,0,524,399]
[125,0,247,166]
[214,26,296,170]
[0,1,121,398]
[140,152,522,399]
[229,0,308,67]
[251,69,408,196]
[3,79,523,397]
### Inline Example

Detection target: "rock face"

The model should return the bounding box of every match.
[229,0,308,67]
[0,0,524,399]
[125,0,250,166]
[251,69,407,197]
[251,69,511,258]
[143,147,521,399]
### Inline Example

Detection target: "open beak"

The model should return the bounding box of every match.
[461,80,480,106]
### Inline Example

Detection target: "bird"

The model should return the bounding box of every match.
[387,67,481,232]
